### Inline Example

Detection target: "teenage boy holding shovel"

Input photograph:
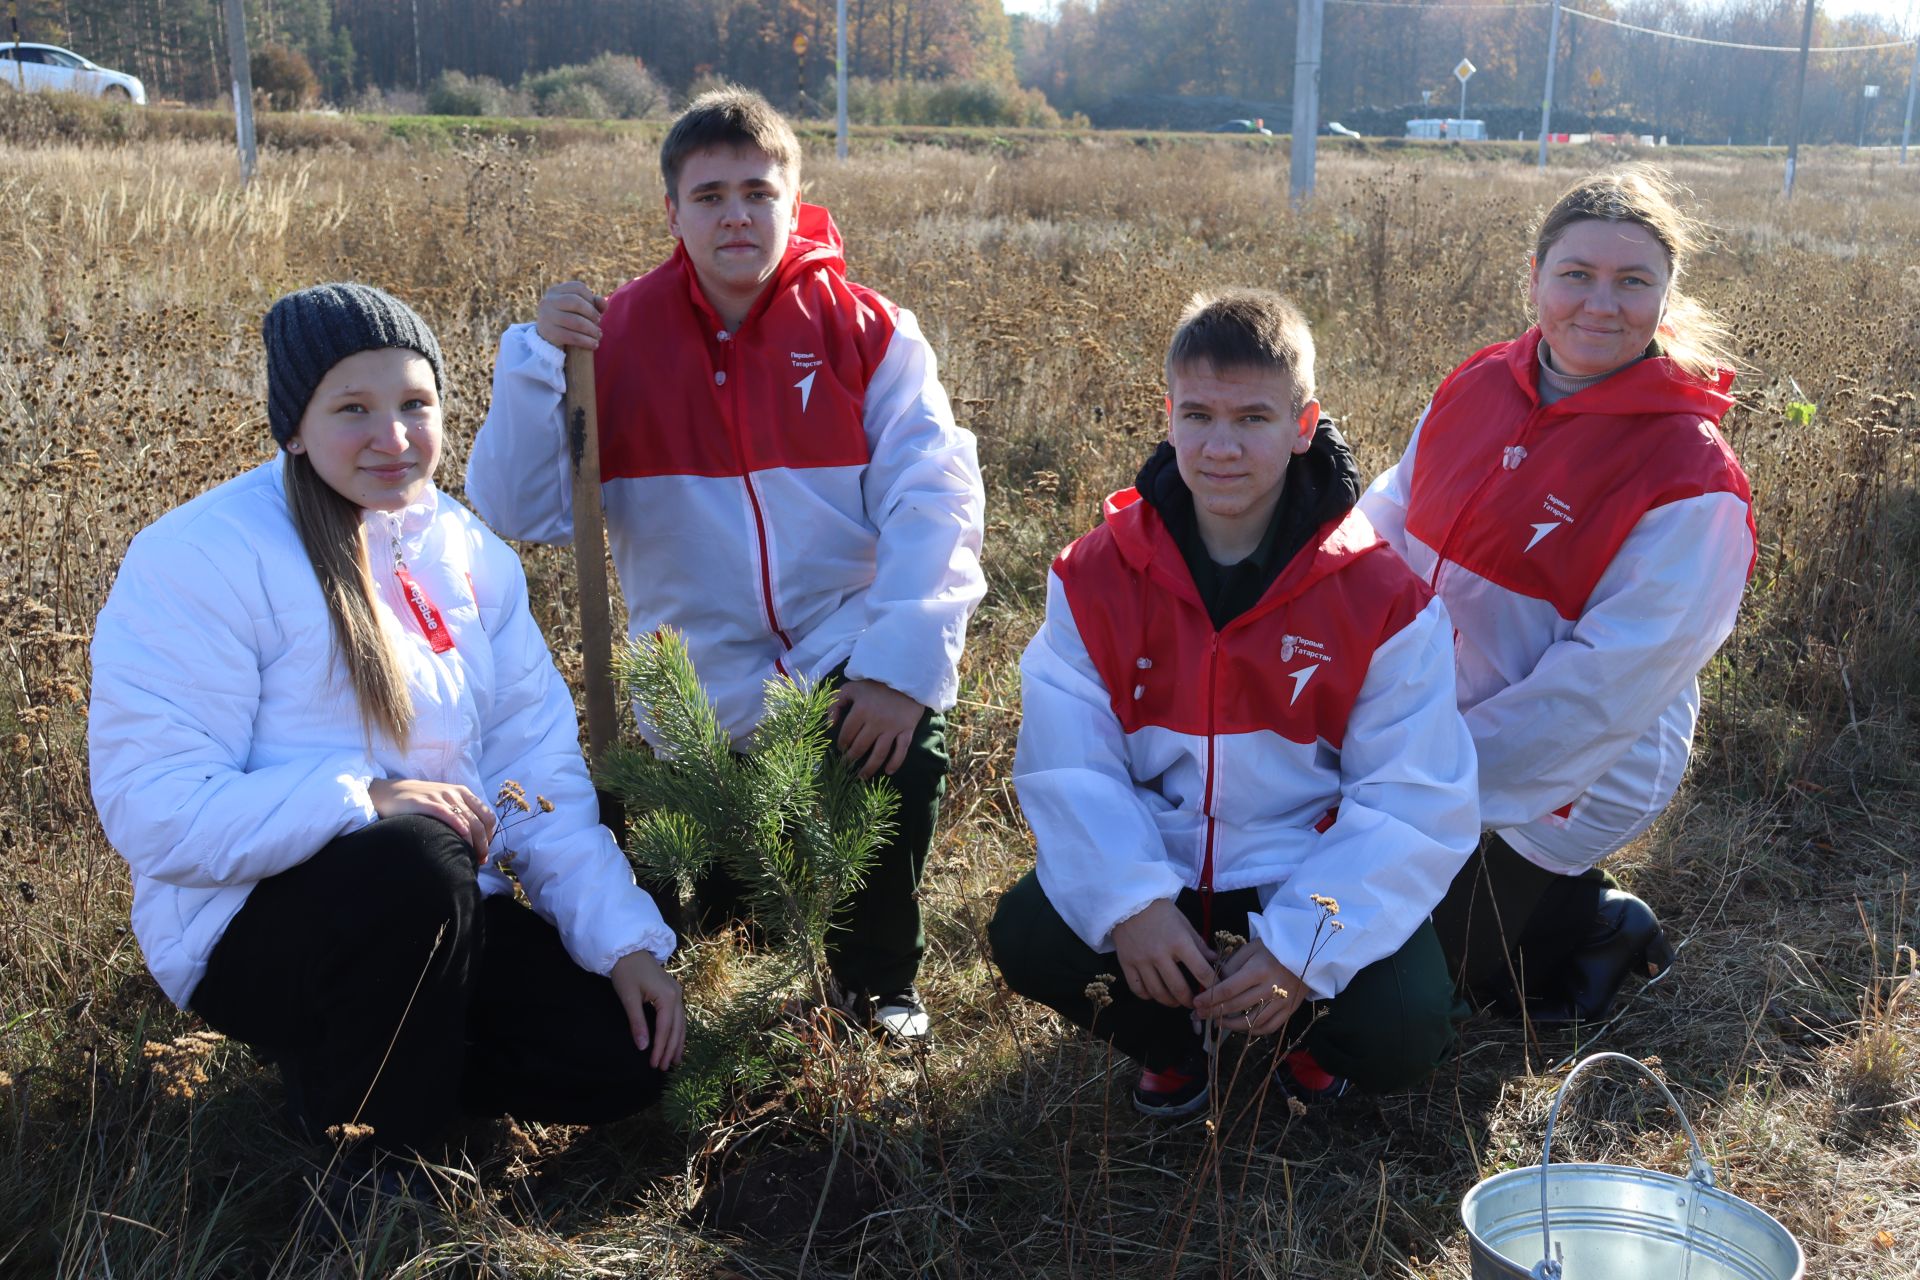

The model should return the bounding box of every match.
[990,289,1478,1115]
[467,88,985,1042]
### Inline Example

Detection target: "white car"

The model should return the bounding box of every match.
[0,43,147,104]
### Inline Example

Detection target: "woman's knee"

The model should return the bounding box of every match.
[336,814,480,934]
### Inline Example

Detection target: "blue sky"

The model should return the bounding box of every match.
[998,0,1917,36]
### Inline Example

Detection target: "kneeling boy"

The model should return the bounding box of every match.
[990,290,1477,1116]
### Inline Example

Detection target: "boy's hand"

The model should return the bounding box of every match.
[830,678,923,779]
[1193,939,1305,1036]
[1112,899,1216,1009]
[535,281,606,350]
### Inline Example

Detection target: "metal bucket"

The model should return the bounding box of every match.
[1461,1053,1804,1280]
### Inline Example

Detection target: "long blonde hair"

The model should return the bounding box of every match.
[1533,165,1736,383]
[283,450,413,748]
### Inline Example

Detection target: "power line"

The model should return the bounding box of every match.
[1327,0,1546,8]
[1324,0,1917,52]
[1561,5,1915,53]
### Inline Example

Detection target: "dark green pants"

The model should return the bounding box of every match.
[1428,834,1616,992]
[696,679,948,997]
[988,871,1457,1092]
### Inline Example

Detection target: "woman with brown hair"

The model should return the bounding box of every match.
[1359,167,1756,1022]
[88,284,684,1200]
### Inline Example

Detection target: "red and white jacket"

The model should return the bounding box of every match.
[1359,328,1754,874]
[468,204,986,744]
[1016,494,1479,1000]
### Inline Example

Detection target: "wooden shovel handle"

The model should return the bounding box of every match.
[563,347,617,767]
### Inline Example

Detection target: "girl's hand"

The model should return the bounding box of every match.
[368,777,496,858]
[610,950,686,1070]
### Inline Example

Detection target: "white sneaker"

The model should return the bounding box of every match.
[873,987,930,1043]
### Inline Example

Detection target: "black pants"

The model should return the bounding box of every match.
[988,872,1458,1093]
[1428,833,1617,993]
[695,668,949,997]
[190,815,667,1154]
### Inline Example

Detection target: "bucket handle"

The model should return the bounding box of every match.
[1529,1052,1716,1280]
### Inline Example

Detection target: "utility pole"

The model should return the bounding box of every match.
[10,0,24,91]
[1783,0,1816,198]
[1289,0,1324,203]
[1902,33,1917,163]
[222,0,257,186]
[1537,0,1563,169]
[836,0,849,160]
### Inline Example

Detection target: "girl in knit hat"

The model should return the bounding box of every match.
[88,283,683,1201]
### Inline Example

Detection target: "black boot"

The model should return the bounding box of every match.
[1526,889,1675,1024]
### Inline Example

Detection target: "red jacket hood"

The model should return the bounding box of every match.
[1504,326,1735,424]
[665,202,847,326]
[1097,487,1388,621]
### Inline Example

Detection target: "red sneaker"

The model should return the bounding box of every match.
[1276,1048,1350,1103]
[1132,1052,1210,1118]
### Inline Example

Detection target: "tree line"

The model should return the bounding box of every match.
[1022,0,1917,145]
[12,0,1915,144]
[20,0,1013,111]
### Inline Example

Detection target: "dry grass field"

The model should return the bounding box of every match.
[2,124,1918,1278]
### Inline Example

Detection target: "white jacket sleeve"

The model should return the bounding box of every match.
[88,534,377,889]
[1470,493,1753,830]
[472,531,675,971]
[1354,404,1427,557]
[839,307,986,712]
[1246,596,1480,999]
[465,323,577,546]
[1015,570,1186,953]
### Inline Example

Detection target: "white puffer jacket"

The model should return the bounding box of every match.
[89,460,674,1008]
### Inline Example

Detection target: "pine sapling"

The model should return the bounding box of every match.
[596,628,899,1130]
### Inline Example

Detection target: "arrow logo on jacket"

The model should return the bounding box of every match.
[1525,522,1561,553]
[795,371,817,412]
[1287,665,1318,705]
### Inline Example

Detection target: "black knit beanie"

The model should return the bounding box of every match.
[262,283,445,447]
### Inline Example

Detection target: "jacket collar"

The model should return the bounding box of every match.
[358,486,441,563]
[1504,325,1736,423]
[1102,422,1376,621]
[268,459,441,549]
[673,201,847,331]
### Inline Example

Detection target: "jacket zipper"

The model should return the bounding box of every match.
[1427,402,1546,592]
[380,515,455,763]
[1199,632,1220,940]
[717,329,794,665]
[1176,553,1293,942]
[382,513,410,620]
